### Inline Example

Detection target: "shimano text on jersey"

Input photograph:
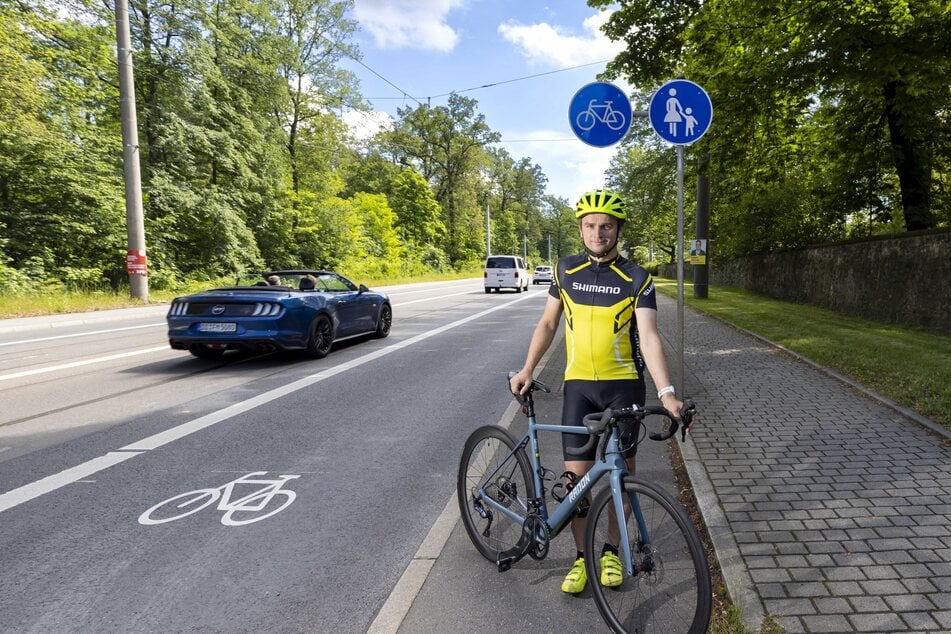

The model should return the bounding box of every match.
[571,282,622,295]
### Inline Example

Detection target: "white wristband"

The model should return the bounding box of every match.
[657,385,676,399]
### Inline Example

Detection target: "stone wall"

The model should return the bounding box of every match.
[658,229,951,334]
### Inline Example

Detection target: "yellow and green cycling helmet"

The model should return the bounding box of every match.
[575,189,626,220]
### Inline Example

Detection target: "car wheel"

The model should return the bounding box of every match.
[516,285,522,293]
[306,315,334,358]
[484,288,490,294]
[374,303,392,338]
[189,344,226,360]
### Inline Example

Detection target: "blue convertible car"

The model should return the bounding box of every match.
[167,270,392,359]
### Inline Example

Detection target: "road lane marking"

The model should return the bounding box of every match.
[0,452,143,513]
[0,346,169,383]
[0,323,165,347]
[0,291,540,515]
[367,342,559,633]
[392,290,476,306]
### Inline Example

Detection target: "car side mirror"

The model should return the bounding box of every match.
[358,284,369,293]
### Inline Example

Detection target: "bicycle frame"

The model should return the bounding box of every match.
[476,391,648,576]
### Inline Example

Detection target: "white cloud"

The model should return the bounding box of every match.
[498,11,625,68]
[497,130,616,204]
[343,109,394,143]
[354,0,467,52]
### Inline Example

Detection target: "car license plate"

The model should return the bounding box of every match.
[198,322,237,333]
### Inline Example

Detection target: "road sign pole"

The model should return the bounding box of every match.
[647,78,713,398]
[676,145,685,396]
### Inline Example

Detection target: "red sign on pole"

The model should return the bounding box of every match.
[126,249,148,276]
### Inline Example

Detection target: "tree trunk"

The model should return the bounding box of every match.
[883,80,933,231]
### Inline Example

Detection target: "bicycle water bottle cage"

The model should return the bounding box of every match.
[551,470,578,503]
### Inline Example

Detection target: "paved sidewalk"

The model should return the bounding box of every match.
[669,295,951,632]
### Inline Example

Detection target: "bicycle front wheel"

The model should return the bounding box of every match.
[457,425,535,563]
[585,476,712,634]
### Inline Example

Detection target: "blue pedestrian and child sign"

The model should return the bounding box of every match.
[648,79,713,145]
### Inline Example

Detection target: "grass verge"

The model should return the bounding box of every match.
[654,280,950,432]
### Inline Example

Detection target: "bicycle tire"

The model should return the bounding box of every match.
[584,476,712,634]
[457,425,536,563]
[138,488,219,525]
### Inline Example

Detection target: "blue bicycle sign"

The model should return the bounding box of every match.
[568,82,632,147]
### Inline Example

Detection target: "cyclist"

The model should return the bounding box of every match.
[509,189,685,594]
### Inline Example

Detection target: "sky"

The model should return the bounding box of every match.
[340,0,630,205]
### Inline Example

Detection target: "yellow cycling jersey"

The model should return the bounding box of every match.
[549,253,657,381]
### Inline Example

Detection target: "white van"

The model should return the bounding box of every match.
[484,255,529,293]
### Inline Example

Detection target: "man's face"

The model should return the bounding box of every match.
[579,213,619,255]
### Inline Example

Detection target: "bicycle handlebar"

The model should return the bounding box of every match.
[565,399,697,457]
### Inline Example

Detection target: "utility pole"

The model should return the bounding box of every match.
[116,0,148,300]
[485,204,491,256]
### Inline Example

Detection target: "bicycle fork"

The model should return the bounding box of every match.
[609,472,652,577]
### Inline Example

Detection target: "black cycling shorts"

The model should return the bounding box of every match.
[561,379,646,461]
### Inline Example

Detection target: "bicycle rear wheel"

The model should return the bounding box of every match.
[457,425,535,563]
[584,476,711,634]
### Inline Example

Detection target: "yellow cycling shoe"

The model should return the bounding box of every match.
[561,557,587,593]
[600,551,623,587]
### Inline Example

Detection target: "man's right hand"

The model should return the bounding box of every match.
[509,369,533,395]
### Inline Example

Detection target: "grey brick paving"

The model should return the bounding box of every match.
[658,296,951,633]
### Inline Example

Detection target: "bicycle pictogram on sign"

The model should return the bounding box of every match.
[139,471,300,526]
[575,99,627,132]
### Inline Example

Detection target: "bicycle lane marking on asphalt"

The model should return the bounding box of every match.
[0,291,540,515]
[366,341,562,634]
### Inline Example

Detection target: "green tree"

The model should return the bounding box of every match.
[592,0,951,253]
[0,3,126,286]
[383,94,500,265]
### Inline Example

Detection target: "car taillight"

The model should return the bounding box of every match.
[514,271,519,278]
[251,302,281,316]
[484,272,488,278]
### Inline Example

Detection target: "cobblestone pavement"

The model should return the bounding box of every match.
[660,294,951,633]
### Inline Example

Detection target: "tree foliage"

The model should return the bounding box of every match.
[592,0,951,258]
[0,1,550,292]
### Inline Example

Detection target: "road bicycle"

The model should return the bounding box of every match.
[457,375,711,633]
[139,471,299,526]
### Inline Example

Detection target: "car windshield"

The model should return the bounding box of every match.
[236,272,358,292]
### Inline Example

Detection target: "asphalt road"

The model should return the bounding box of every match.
[0,279,558,632]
